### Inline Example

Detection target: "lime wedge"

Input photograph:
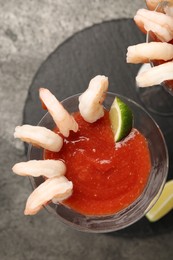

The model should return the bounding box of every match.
[146,180,173,222]
[109,97,133,142]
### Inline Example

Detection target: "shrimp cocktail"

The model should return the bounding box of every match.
[126,0,173,115]
[12,75,168,232]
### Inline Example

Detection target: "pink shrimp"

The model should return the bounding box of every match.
[136,60,173,87]
[14,125,63,152]
[24,176,73,215]
[12,160,66,178]
[39,88,78,137]
[127,42,173,63]
[146,0,173,11]
[79,75,108,123]
[134,8,173,42]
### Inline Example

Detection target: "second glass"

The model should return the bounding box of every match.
[136,1,173,116]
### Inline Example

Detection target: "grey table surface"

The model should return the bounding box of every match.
[1,1,173,260]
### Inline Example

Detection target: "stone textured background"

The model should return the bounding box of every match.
[1,1,173,259]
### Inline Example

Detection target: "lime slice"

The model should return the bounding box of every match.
[109,97,133,142]
[146,180,173,222]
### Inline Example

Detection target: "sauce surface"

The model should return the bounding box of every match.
[44,111,151,216]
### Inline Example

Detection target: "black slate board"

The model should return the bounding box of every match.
[23,19,173,237]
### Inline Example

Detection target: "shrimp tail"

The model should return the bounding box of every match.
[79,75,108,123]
[39,88,78,137]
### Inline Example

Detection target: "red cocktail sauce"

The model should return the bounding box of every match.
[44,111,151,216]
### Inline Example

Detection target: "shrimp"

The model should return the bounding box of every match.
[134,8,173,42]
[146,0,173,11]
[136,60,173,87]
[24,176,73,215]
[14,125,63,152]
[78,75,108,123]
[39,88,78,137]
[126,42,173,64]
[12,160,66,178]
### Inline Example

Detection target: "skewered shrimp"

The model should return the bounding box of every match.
[79,75,108,123]
[134,8,173,42]
[24,176,73,215]
[12,160,66,178]
[136,60,173,87]
[39,88,78,137]
[14,125,63,152]
[146,0,173,11]
[127,42,173,63]
[146,0,173,18]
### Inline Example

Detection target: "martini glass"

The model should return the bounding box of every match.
[27,93,168,233]
[136,1,173,116]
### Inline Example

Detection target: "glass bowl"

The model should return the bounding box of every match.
[28,92,168,233]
